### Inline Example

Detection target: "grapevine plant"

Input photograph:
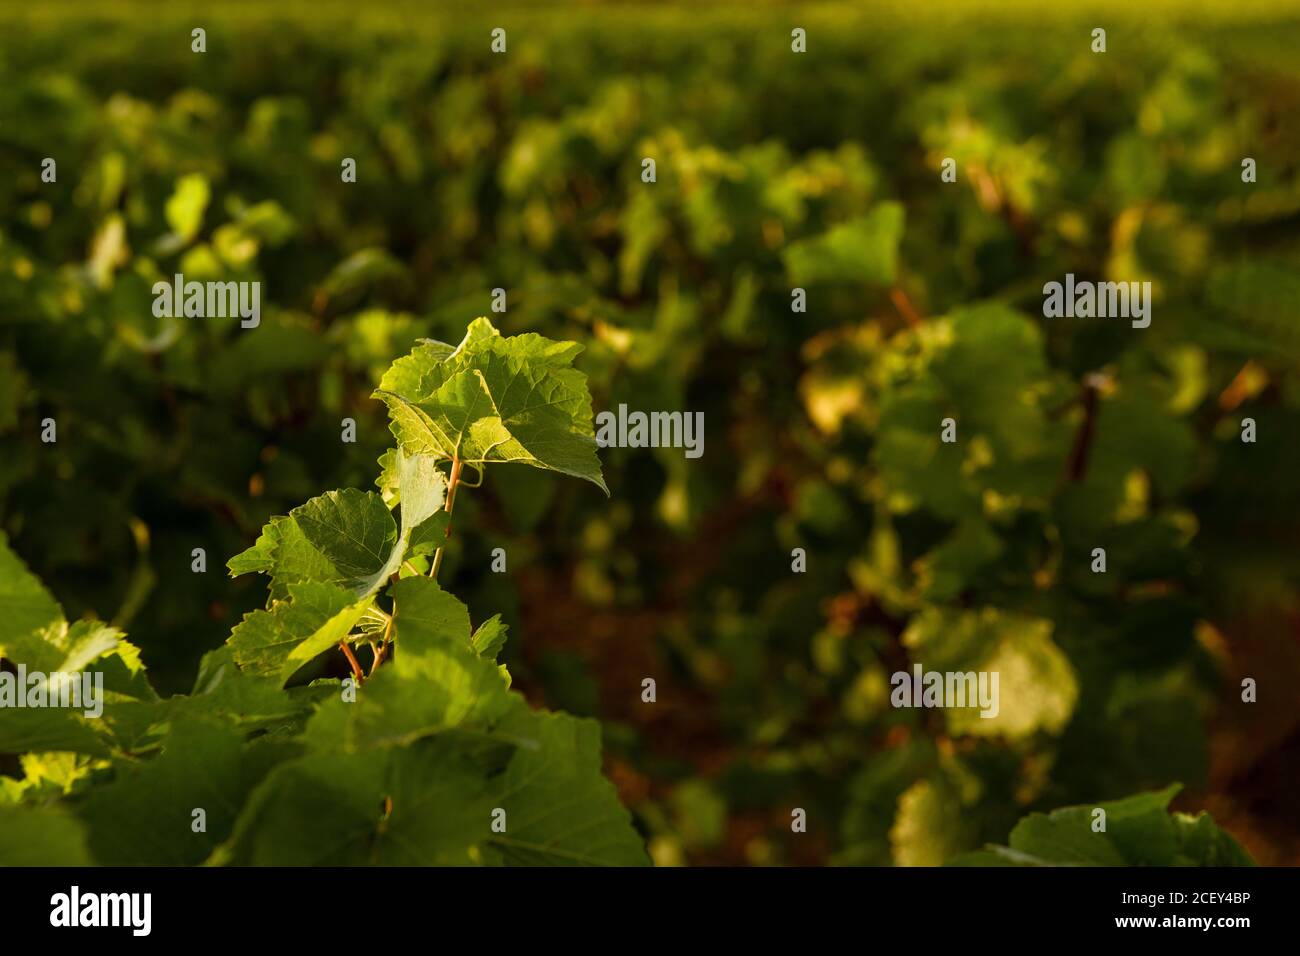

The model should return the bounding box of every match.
[0,318,649,866]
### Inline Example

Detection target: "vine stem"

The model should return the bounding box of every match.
[370,614,394,677]
[429,455,464,580]
[890,287,924,328]
[1065,374,1104,484]
[339,641,365,684]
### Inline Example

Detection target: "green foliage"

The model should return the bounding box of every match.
[784,203,905,286]
[903,608,1077,738]
[949,786,1254,866]
[0,320,648,866]
[2,3,1296,866]
[376,319,607,493]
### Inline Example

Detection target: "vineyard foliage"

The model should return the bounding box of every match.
[1,2,1298,864]
[2,317,649,865]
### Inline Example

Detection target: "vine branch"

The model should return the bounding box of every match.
[1064,373,1105,484]
[430,454,465,580]
[339,640,365,684]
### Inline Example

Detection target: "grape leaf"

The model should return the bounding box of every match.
[308,577,510,750]
[783,202,904,286]
[0,710,113,758]
[228,450,447,601]
[948,785,1254,867]
[0,806,92,865]
[78,719,300,865]
[219,736,503,866]
[902,607,1078,738]
[472,615,509,661]
[293,489,399,591]
[890,778,974,867]
[1171,811,1257,866]
[164,173,210,242]
[0,532,63,648]
[375,317,607,493]
[169,646,319,732]
[227,582,358,678]
[483,703,650,866]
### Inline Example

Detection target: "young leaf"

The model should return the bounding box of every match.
[277,597,372,683]
[292,489,399,590]
[375,317,608,493]
[228,450,447,600]
[471,615,509,661]
[227,581,358,678]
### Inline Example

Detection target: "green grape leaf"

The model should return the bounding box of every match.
[3,619,115,676]
[391,574,471,647]
[0,532,63,648]
[375,318,607,493]
[227,582,358,678]
[874,306,1067,518]
[0,709,113,758]
[311,576,509,749]
[0,590,156,719]
[0,806,92,865]
[890,778,975,867]
[78,719,300,865]
[902,608,1078,738]
[164,173,210,242]
[394,448,451,558]
[1171,811,1257,866]
[0,619,156,757]
[227,580,372,684]
[279,598,372,683]
[471,615,509,661]
[376,339,458,400]
[292,489,400,591]
[228,450,447,600]
[406,512,451,560]
[783,202,904,286]
[949,785,1254,867]
[484,703,650,866]
[2,752,98,804]
[945,845,1054,867]
[219,736,504,866]
[170,646,318,731]
[227,514,342,601]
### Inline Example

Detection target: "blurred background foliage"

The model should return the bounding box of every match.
[1,0,1298,864]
